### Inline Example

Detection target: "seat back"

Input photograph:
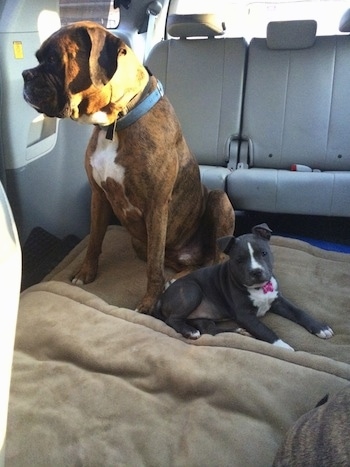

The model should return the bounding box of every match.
[146,14,247,174]
[241,20,350,172]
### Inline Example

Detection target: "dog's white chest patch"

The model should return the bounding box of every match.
[90,130,142,218]
[90,131,124,187]
[248,276,278,317]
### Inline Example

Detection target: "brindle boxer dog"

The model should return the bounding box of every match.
[22,21,235,312]
[273,386,350,466]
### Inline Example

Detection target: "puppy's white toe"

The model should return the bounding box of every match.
[316,326,334,339]
[187,330,201,340]
[273,339,294,351]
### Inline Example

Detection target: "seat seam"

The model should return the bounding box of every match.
[280,51,290,168]
[326,36,337,170]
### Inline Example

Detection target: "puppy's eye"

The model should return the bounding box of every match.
[261,251,267,257]
[236,256,244,264]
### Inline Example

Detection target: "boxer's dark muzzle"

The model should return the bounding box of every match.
[22,68,71,118]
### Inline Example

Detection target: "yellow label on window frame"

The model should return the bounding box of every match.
[13,41,24,59]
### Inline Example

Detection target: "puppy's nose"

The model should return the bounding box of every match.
[250,268,264,280]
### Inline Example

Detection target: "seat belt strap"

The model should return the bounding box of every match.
[144,1,162,61]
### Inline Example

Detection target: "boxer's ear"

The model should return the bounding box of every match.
[252,223,272,240]
[86,27,124,87]
[217,236,236,254]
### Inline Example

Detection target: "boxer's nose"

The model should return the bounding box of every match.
[22,69,34,81]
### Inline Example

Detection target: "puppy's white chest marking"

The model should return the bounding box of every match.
[248,276,278,317]
[90,131,123,187]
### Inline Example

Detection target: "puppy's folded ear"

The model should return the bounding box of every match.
[217,236,236,254]
[86,26,125,87]
[252,223,272,240]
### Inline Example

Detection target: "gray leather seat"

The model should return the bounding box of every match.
[227,19,350,216]
[146,14,247,190]
[147,14,350,217]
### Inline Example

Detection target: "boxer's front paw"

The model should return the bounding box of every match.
[136,294,158,315]
[72,262,98,285]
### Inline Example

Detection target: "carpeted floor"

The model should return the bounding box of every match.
[21,226,80,290]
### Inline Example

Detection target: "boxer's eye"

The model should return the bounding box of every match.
[261,250,267,257]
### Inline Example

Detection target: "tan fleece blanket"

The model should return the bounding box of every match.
[6,226,350,466]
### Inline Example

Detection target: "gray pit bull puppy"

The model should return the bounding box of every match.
[155,223,334,350]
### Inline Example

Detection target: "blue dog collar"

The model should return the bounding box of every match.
[105,79,164,139]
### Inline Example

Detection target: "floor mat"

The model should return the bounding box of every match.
[21,226,80,290]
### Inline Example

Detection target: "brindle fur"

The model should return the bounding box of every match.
[273,386,350,466]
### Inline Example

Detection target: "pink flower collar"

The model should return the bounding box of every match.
[262,281,274,294]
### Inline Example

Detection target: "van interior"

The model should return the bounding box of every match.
[1,1,350,465]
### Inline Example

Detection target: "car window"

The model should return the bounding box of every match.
[171,0,350,40]
[59,0,120,29]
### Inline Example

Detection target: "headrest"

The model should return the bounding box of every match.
[339,9,350,32]
[267,20,317,50]
[167,14,225,38]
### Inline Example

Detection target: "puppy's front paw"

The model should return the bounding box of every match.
[184,329,201,340]
[273,339,295,351]
[316,325,334,339]
[166,320,201,340]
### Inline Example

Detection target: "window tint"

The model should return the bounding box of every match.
[59,0,120,29]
